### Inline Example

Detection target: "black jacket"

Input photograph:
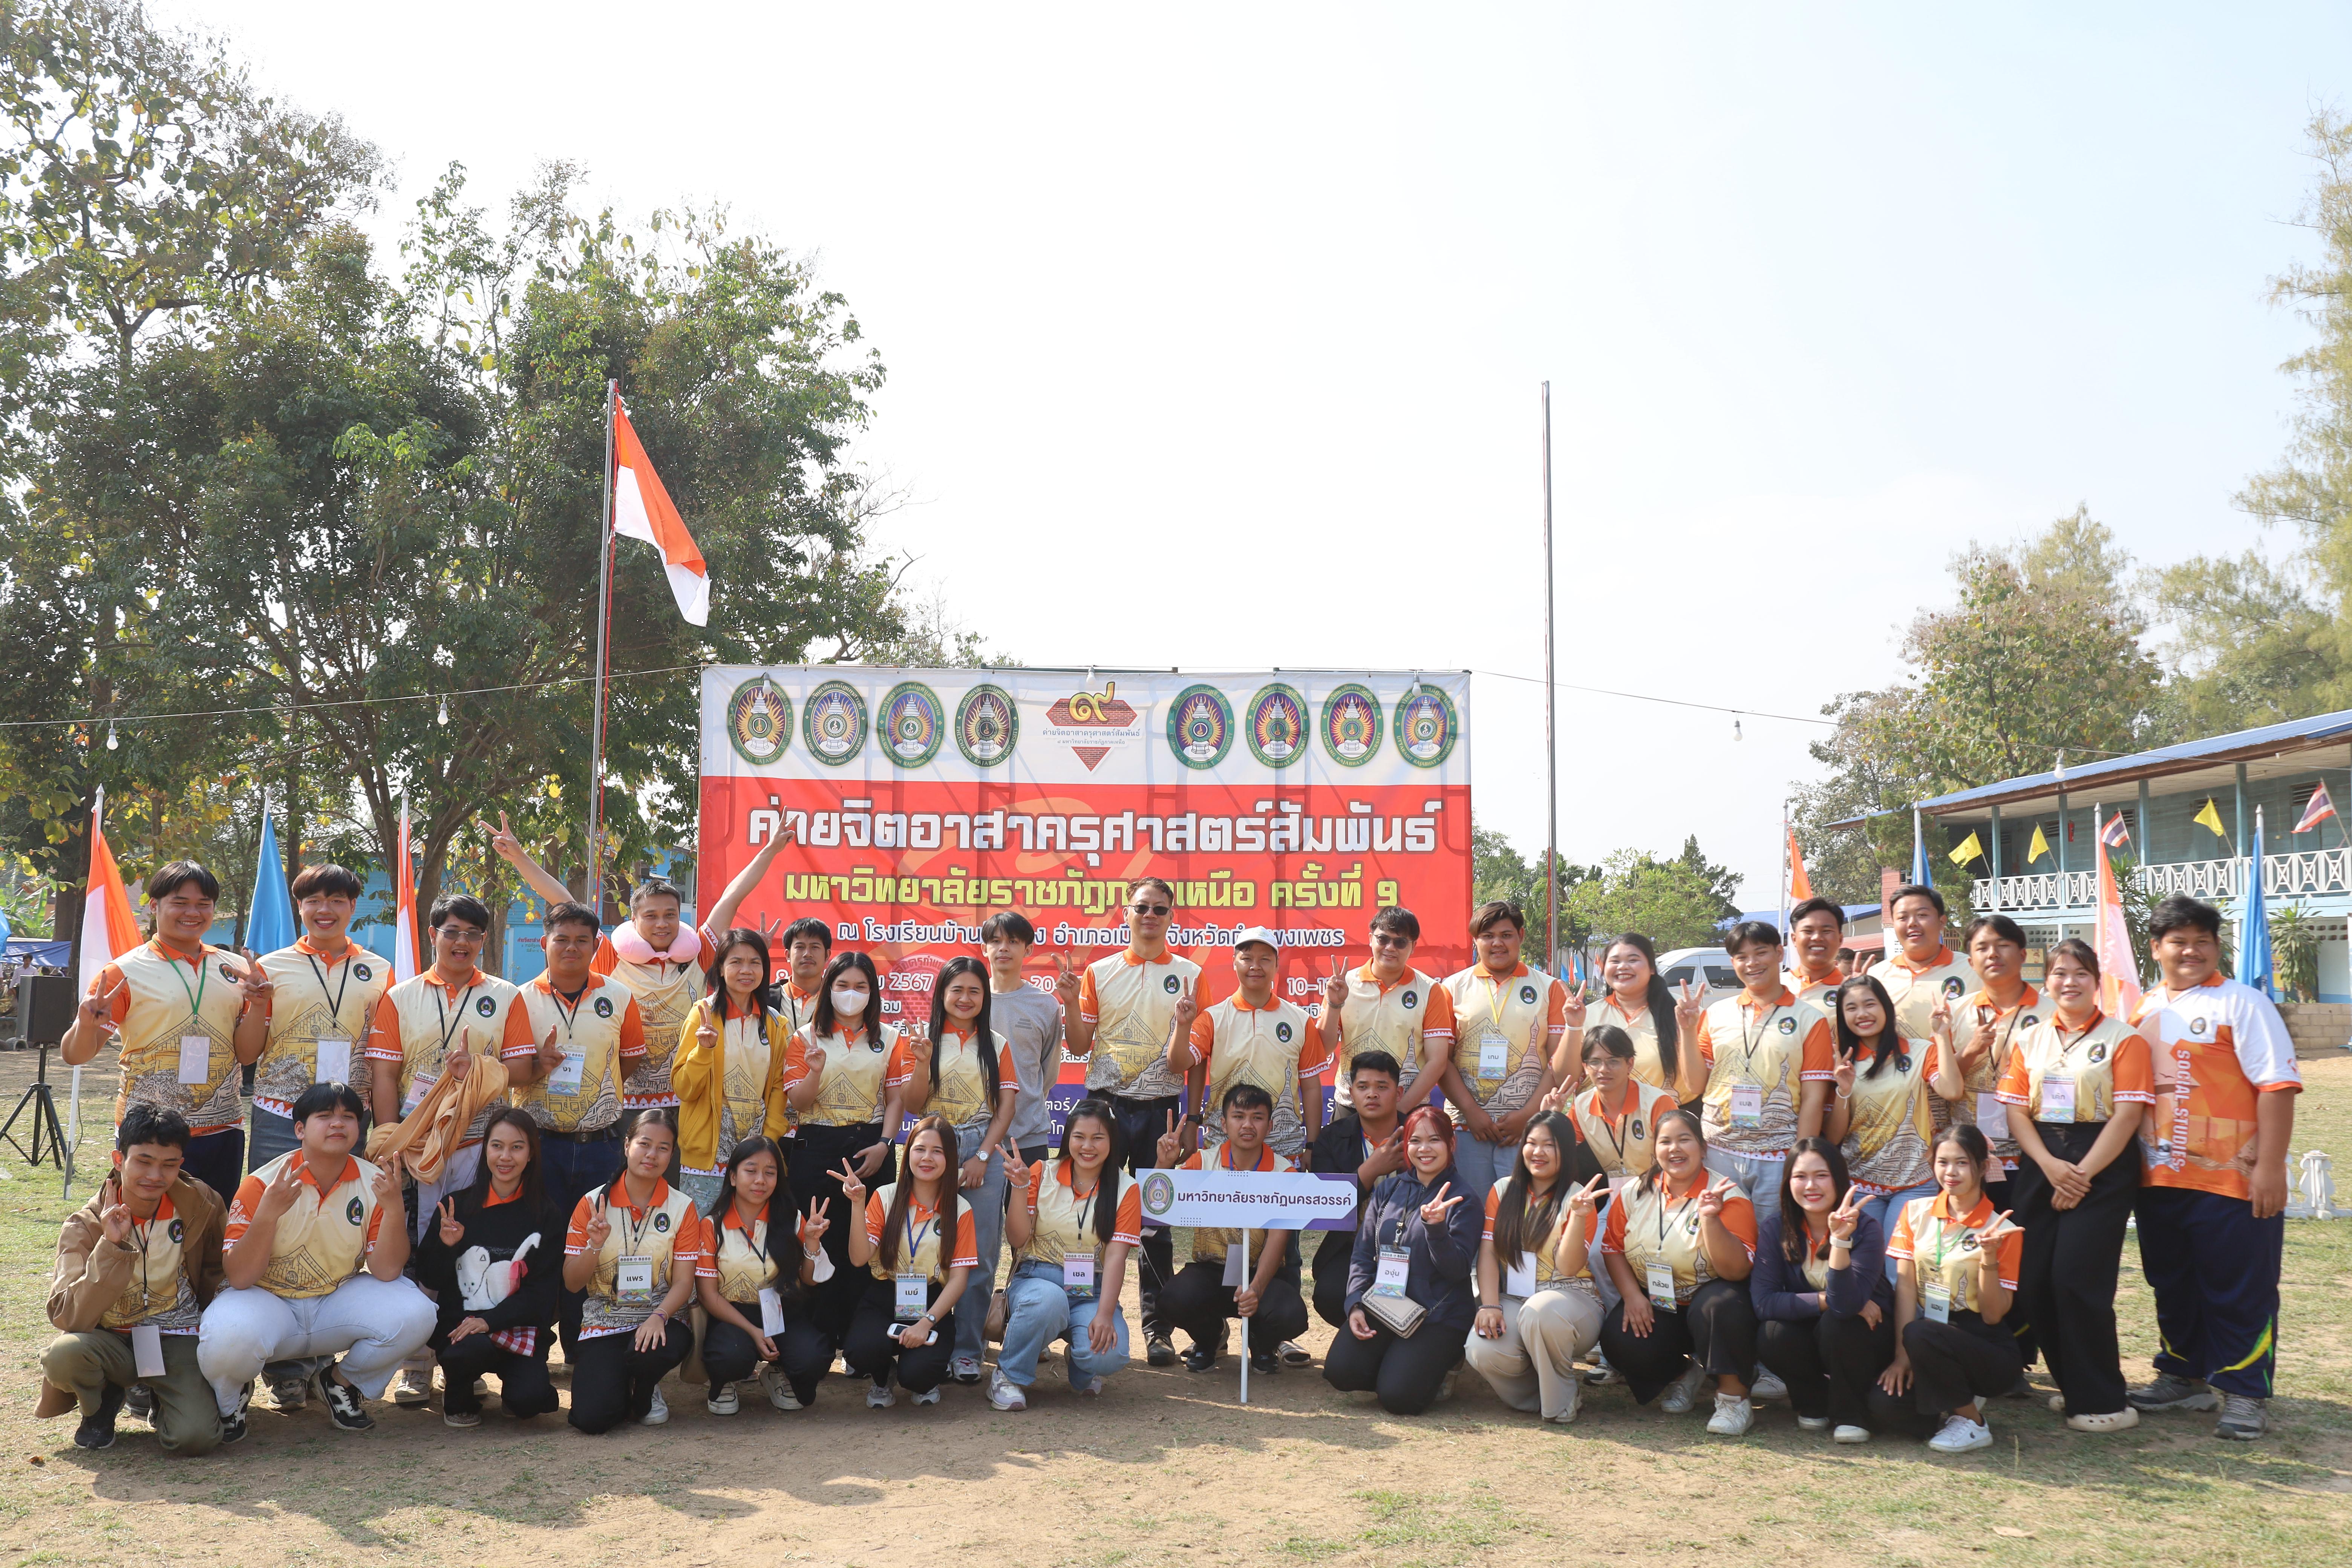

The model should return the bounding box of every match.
[1346,1164,1483,1333]
[412,1190,569,1339]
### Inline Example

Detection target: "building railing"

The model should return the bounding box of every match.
[1970,847,2352,913]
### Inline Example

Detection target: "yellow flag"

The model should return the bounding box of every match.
[2026,824,2050,864]
[2193,798,2228,839]
[1948,831,1984,866]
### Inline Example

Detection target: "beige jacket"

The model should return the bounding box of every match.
[37,1174,227,1418]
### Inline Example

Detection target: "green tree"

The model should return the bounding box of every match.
[1565,849,1737,954]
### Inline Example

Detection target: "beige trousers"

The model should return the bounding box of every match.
[1463,1286,1604,1419]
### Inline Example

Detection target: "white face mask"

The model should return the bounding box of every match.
[830,985,869,1017]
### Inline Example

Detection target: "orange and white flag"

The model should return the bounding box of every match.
[2092,825,2143,1019]
[392,794,420,983]
[77,787,142,998]
[611,397,709,626]
[1785,823,1813,902]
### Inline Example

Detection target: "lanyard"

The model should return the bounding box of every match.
[1655,1181,1699,1250]
[904,1208,938,1269]
[738,1213,770,1269]
[1070,1178,1099,1238]
[1739,1000,1782,1069]
[1479,972,1513,1034]
[164,947,209,1020]
[2051,1011,2105,1066]
[614,1193,660,1257]
[305,951,354,1027]
[1587,1083,1636,1167]
[430,981,481,1066]
[548,982,589,1040]
[130,1210,159,1314]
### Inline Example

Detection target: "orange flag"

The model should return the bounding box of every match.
[1786,824,1813,901]
[611,397,709,626]
[77,789,142,997]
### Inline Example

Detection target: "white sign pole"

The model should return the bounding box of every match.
[1238,1225,1250,1406]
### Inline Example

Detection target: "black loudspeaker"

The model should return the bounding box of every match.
[16,974,75,1046]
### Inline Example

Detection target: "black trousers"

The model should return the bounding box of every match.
[1312,1230,1353,1330]
[1870,1313,2021,1424]
[567,1317,692,1433]
[1598,1278,1756,1404]
[2014,1121,2137,1416]
[1755,1311,1894,1427]
[1106,1093,1181,1338]
[789,1121,883,1340]
[1159,1261,1310,1357]
[434,1331,559,1419]
[701,1307,836,1405]
[842,1277,958,1394]
[1323,1311,1467,1415]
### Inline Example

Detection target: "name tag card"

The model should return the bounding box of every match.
[1922,1281,1953,1324]
[1505,1253,1536,1297]
[1063,1253,1097,1296]
[1224,1241,1250,1288]
[547,1051,585,1096]
[758,1286,786,1335]
[177,1035,212,1086]
[1646,1262,1678,1309]
[894,1272,929,1321]
[1607,1174,1630,1196]
[130,1323,166,1379]
[1974,1091,2009,1141]
[616,1256,655,1298]
[1373,1246,1410,1296]
[1728,1082,1765,1129]
[1477,1031,1511,1079]
[2039,1075,2077,1119]
[403,1074,436,1116]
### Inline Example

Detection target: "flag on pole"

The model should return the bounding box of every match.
[2026,823,2051,864]
[1909,810,1929,887]
[2294,781,2337,836]
[610,397,709,626]
[2192,798,2230,841]
[2092,808,2145,1019]
[2099,810,2131,850]
[392,795,420,983]
[2240,806,2272,999]
[246,809,296,956]
[78,788,143,1000]
[1786,824,1812,902]
[1948,831,1984,867]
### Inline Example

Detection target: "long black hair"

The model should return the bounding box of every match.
[1831,973,1908,1080]
[462,1106,547,1216]
[812,950,881,1038]
[925,955,999,1101]
[1605,933,1678,1083]
[713,1135,806,1298]
[594,1107,678,1208]
[1776,1135,1853,1266]
[878,1115,963,1272]
[1059,1097,1127,1248]
[704,927,773,1020]
[1490,1109,1574,1262]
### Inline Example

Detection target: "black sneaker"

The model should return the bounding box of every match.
[74,1383,124,1450]
[220,1384,252,1445]
[123,1382,155,1422]
[1249,1350,1280,1375]
[315,1367,374,1432]
[1146,1333,1177,1368]
[1181,1343,1220,1373]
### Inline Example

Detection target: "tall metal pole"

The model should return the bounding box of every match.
[1541,381,1558,971]
[586,379,618,914]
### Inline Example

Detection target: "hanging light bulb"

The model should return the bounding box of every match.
[437,695,449,726]
[1733,717,1744,742]
[106,719,118,750]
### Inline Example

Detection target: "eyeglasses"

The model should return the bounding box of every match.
[1131,902,1171,916]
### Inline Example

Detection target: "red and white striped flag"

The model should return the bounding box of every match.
[392,795,420,983]
[2294,782,2337,835]
[2099,811,2131,850]
[611,397,709,626]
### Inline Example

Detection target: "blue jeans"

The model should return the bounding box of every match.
[539,1133,624,1220]
[1703,1146,1784,1207]
[1451,1128,1510,1204]
[1857,1182,1941,1285]
[248,1105,299,1172]
[954,1146,1009,1369]
[997,1259,1131,1389]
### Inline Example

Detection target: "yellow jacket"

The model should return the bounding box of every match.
[669,997,796,1171]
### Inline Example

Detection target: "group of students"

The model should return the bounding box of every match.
[37,843,2302,1458]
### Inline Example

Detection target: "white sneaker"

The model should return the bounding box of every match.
[1585,1354,1622,1386]
[911,1385,941,1406]
[1707,1390,1754,1436]
[705,1381,739,1415]
[759,1366,801,1412]
[2067,1407,2140,1434]
[1833,1424,1871,1444]
[1749,1369,1788,1403]
[391,1368,433,1408]
[1658,1363,1709,1415]
[1927,1413,1992,1453]
[2048,1393,2068,1413]
[988,1369,1028,1411]
[1545,1381,1582,1424]
[1797,1414,1830,1432]
[639,1385,669,1426]
[866,1378,896,1409]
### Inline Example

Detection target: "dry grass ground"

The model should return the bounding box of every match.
[1,1049,2348,1568]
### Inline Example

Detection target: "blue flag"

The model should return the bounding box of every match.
[2239,806,2271,998]
[247,811,297,956]
[1910,810,1929,887]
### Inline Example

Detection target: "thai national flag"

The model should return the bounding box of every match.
[2294,782,2337,836]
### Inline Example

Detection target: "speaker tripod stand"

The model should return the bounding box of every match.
[1,1041,70,1173]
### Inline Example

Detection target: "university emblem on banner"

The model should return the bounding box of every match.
[802,681,868,766]
[1247,683,1309,768]
[1042,680,1140,772]
[1319,683,1384,767]
[955,684,1020,767]
[1141,1171,1176,1220]
[1168,684,1235,769]
[880,682,945,768]
[1393,684,1459,769]
[725,677,794,766]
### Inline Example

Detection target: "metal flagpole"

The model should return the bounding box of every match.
[1779,805,1790,934]
[1238,1227,1251,1406]
[586,380,618,914]
[1541,381,1558,971]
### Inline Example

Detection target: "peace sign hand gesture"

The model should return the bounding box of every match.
[370,1152,405,1213]
[1827,1187,1860,1244]
[437,1197,466,1247]
[1565,1171,1606,1220]
[1832,1052,1857,1097]
[836,1158,868,1209]
[1963,1004,1998,1069]
[1561,980,1590,1031]
[752,913,786,949]
[1155,1110,1184,1169]
[582,1202,612,1252]
[695,1011,720,1053]
[237,948,274,1004]
[1419,1180,1464,1226]
[1696,1181,1727,1222]
[486,810,526,866]
[1672,977,1708,1031]
[1171,987,1199,1033]
[78,980,127,1043]
[1929,993,1955,1041]
[98,1177,134,1246]
[1051,953,1081,1008]
[1322,956,1351,1017]
[800,1197,831,1250]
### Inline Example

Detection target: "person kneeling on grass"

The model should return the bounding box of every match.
[39,1106,227,1454]
[197,1083,436,1439]
[411,1107,569,1427]
[1325,1105,1484,1415]
[1156,1083,1312,1375]
[1751,1137,1894,1443]
[1869,1123,2025,1454]
[842,1114,979,1408]
[1464,1110,1605,1424]
[695,1135,836,1415]
[562,1109,707,1433]
[993,1098,1141,1408]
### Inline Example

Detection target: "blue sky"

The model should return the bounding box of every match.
[168,2,2351,903]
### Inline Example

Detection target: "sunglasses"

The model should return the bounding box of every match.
[1131,902,1171,916]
